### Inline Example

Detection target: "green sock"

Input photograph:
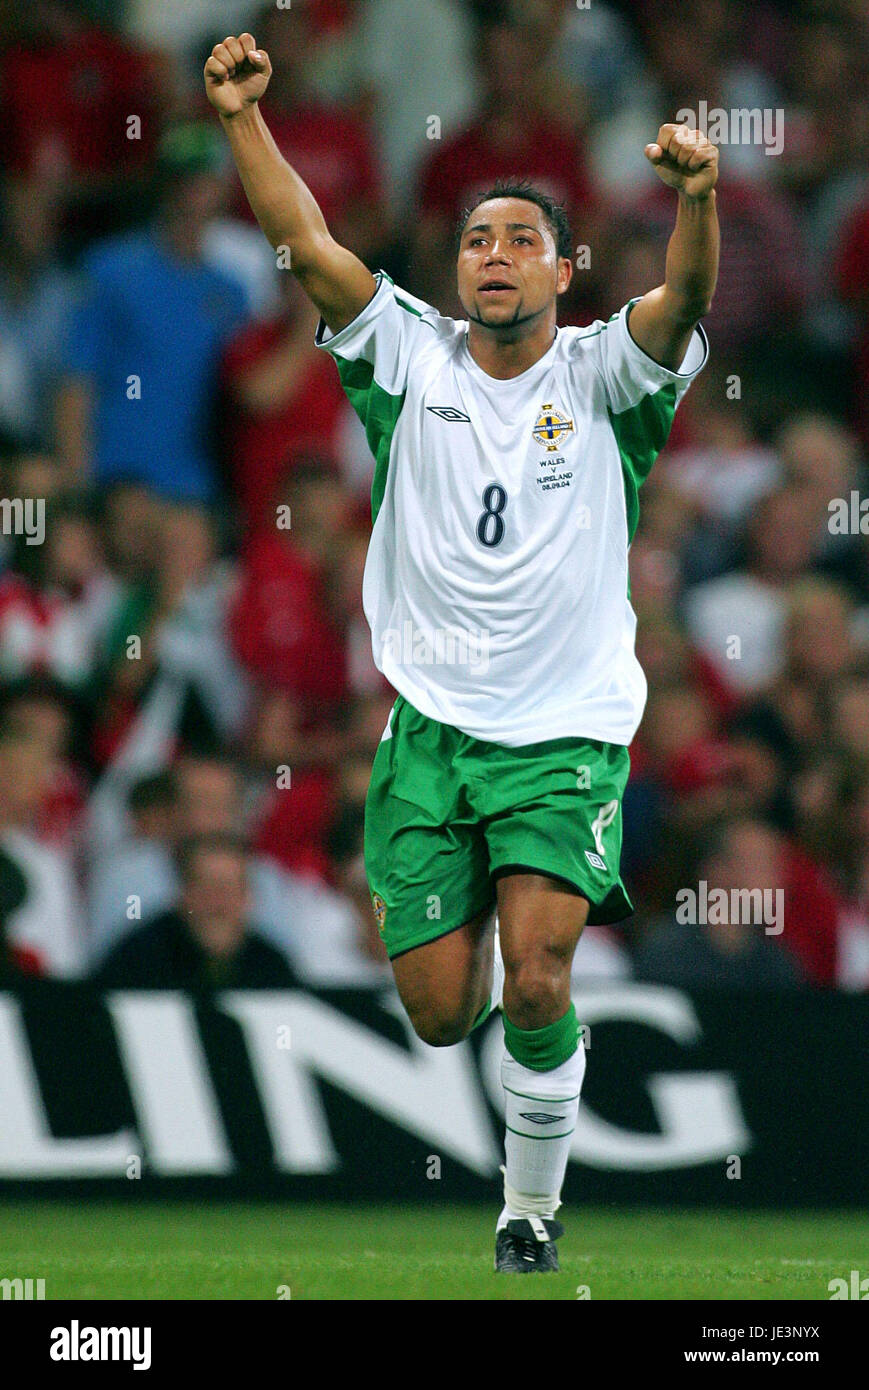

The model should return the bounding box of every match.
[502,1002,580,1072]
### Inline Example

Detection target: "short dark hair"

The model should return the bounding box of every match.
[454,178,573,262]
[129,770,177,816]
[0,675,79,745]
[175,831,249,885]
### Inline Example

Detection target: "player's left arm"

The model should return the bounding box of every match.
[627,125,720,372]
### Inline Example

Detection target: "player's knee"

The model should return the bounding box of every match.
[504,951,569,1027]
[406,1002,471,1048]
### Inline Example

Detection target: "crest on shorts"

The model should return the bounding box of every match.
[532,402,575,453]
[372,893,387,932]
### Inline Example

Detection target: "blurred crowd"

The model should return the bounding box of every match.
[0,0,867,993]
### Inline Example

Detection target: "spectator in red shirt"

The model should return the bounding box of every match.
[0,0,165,248]
[229,460,349,710]
[221,273,350,535]
[323,527,391,699]
[779,834,843,987]
[243,688,337,884]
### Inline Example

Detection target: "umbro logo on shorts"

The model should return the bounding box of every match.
[426,405,471,422]
[585,850,606,871]
[519,1113,565,1125]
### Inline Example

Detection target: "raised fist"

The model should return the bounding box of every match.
[204,33,271,117]
[644,124,719,201]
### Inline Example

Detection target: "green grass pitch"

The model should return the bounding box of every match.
[0,1202,865,1300]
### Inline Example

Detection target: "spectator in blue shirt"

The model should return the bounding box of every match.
[56,123,250,501]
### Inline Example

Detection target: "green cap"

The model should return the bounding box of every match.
[156,122,226,177]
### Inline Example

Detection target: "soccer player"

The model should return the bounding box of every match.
[205,32,719,1273]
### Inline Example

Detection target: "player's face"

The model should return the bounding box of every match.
[456,197,571,331]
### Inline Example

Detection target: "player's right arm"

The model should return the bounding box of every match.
[204,33,376,334]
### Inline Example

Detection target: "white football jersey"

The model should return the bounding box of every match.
[315,270,708,747]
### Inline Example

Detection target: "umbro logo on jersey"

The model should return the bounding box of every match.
[519,1113,565,1125]
[426,405,471,422]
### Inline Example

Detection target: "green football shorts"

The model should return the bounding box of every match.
[364,693,633,960]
